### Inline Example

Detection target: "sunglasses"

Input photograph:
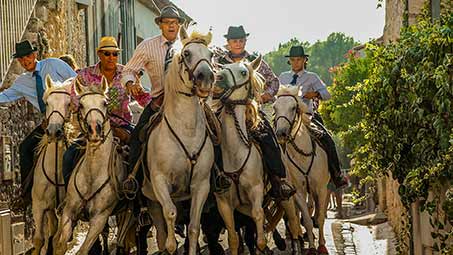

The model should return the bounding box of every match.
[102,51,119,57]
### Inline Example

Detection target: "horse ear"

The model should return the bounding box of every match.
[45,74,53,90]
[250,55,262,71]
[74,77,84,95]
[180,26,189,41]
[101,76,109,94]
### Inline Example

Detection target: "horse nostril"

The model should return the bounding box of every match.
[46,129,50,136]
[56,129,63,138]
[96,123,102,135]
[196,72,205,81]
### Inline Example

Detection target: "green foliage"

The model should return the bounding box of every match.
[319,48,372,163]
[264,38,310,76]
[264,33,358,84]
[351,11,453,204]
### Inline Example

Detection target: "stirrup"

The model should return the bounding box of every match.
[138,207,153,227]
[280,181,296,200]
[122,175,139,200]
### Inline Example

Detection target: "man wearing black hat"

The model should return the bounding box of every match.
[279,45,347,189]
[215,25,295,200]
[0,40,76,202]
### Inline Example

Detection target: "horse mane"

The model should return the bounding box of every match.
[162,30,212,111]
[245,63,265,130]
[276,85,311,125]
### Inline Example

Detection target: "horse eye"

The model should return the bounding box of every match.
[184,50,190,57]
[292,106,297,111]
[104,101,108,106]
[241,70,247,76]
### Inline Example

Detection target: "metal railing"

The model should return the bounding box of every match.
[0,0,38,84]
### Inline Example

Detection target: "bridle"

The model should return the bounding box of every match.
[177,40,214,97]
[273,95,302,141]
[45,90,72,134]
[219,66,252,106]
[76,92,111,143]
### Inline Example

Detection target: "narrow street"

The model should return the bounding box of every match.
[66,207,397,255]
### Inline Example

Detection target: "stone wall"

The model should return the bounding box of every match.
[0,0,87,186]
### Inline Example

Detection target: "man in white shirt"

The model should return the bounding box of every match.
[0,40,76,203]
[279,45,347,189]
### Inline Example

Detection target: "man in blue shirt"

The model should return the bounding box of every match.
[279,45,347,189]
[0,40,77,202]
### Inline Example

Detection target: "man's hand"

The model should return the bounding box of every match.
[126,81,145,97]
[303,91,320,99]
[260,93,274,103]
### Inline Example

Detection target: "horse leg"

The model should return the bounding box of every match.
[46,210,59,255]
[76,211,110,255]
[53,207,76,255]
[152,176,177,254]
[149,203,167,251]
[187,182,209,255]
[281,198,303,254]
[248,186,266,251]
[316,187,329,254]
[32,205,45,255]
[293,192,315,249]
[215,195,239,255]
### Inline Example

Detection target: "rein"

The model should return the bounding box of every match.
[218,69,255,204]
[275,94,317,193]
[76,92,112,143]
[41,90,71,206]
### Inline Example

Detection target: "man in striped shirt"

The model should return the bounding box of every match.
[121,6,184,183]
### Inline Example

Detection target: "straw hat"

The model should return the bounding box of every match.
[96,36,121,52]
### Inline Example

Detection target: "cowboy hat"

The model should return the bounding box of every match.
[12,40,37,58]
[224,25,250,40]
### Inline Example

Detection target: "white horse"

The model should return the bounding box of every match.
[32,75,73,255]
[142,28,215,255]
[54,77,126,255]
[212,60,303,255]
[273,85,330,254]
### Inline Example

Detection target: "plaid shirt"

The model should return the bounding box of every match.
[71,63,151,127]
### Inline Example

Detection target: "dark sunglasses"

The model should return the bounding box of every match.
[102,51,119,57]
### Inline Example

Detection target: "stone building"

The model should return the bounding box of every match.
[378,1,452,254]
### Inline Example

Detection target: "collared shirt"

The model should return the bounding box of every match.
[121,35,181,98]
[0,58,77,110]
[72,62,151,127]
[215,48,280,97]
[279,69,331,113]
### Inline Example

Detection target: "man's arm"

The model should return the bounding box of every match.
[0,80,23,104]
[312,74,331,100]
[55,59,77,80]
[121,41,149,94]
[257,59,280,102]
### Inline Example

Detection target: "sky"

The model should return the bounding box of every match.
[171,0,386,54]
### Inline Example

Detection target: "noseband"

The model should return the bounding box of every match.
[219,67,252,106]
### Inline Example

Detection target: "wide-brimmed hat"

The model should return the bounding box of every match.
[285,45,309,57]
[96,36,121,52]
[12,40,37,58]
[154,6,185,25]
[224,25,249,40]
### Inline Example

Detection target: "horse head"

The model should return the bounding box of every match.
[74,77,109,143]
[178,27,215,97]
[213,55,262,103]
[43,75,72,142]
[273,85,311,144]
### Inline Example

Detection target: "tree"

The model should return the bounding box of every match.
[264,33,359,85]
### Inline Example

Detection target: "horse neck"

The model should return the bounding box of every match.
[292,123,313,153]
[220,105,249,161]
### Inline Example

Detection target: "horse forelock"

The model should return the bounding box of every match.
[182,31,212,46]
[43,77,73,101]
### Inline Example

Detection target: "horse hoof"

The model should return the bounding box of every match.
[272,231,286,251]
[317,244,329,254]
